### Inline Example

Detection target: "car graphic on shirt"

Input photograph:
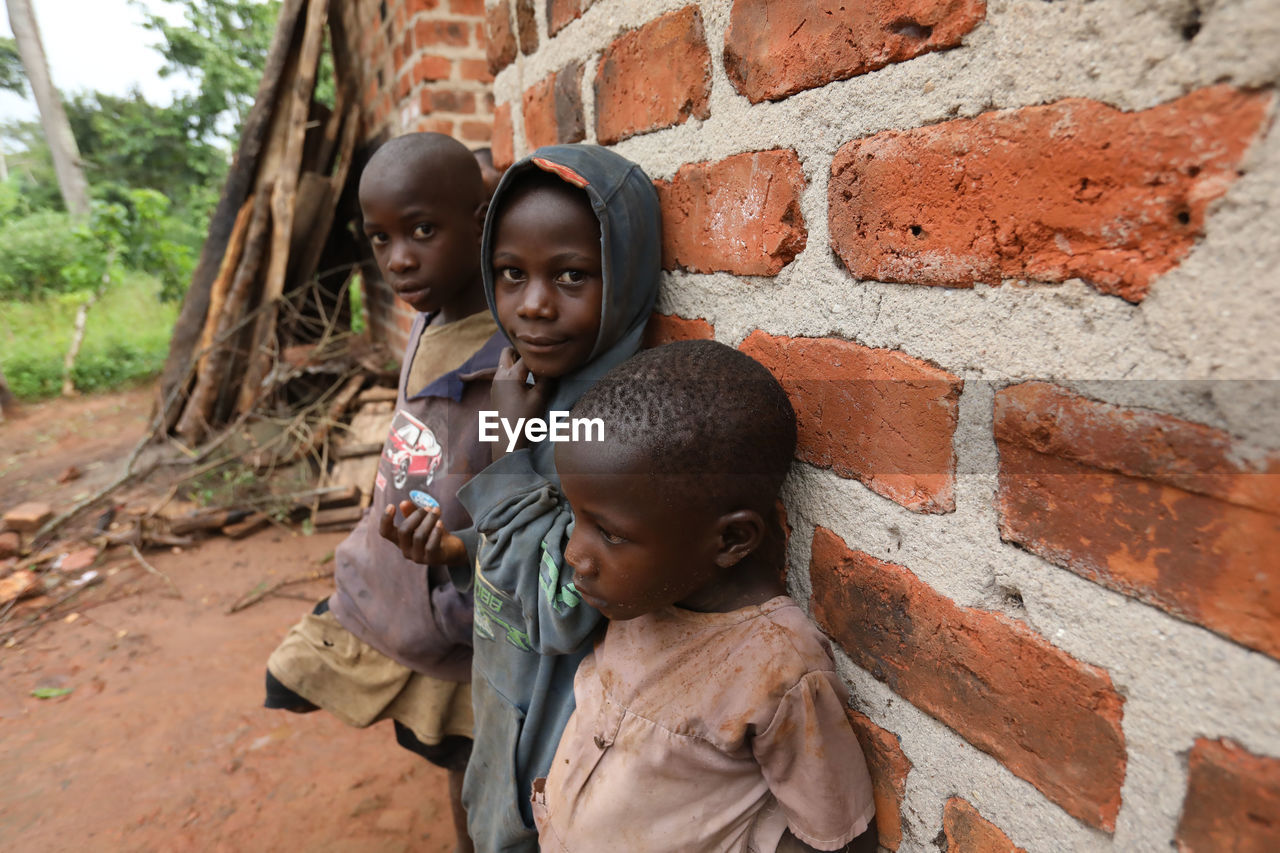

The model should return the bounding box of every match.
[383,410,443,489]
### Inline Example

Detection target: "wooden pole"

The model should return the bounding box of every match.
[157,0,307,430]
[173,187,274,445]
[236,0,329,414]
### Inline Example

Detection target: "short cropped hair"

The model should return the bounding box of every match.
[570,340,797,509]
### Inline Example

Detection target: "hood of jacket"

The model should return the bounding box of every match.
[480,144,662,425]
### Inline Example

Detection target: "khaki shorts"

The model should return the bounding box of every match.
[266,608,472,745]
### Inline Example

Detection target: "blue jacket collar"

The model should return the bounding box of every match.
[407,328,507,403]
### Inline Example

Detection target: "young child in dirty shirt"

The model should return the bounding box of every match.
[264,132,505,852]
[532,340,878,853]
[382,144,661,852]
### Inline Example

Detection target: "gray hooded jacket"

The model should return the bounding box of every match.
[454,145,661,852]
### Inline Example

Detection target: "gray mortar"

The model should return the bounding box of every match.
[487,0,1280,848]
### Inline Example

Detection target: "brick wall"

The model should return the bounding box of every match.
[482,0,1280,849]
[335,0,493,354]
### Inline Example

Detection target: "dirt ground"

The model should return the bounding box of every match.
[0,389,458,852]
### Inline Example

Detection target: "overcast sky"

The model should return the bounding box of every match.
[1,0,196,132]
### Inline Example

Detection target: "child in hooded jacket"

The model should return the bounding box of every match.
[380,144,661,852]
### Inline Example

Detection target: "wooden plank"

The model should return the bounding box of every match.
[355,387,398,406]
[174,186,274,445]
[288,172,334,264]
[313,505,363,528]
[334,441,381,459]
[223,512,270,540]
[289,100,360,297]
[326,455,380,501]
[196,199,254,374]
[158,0,307,429]
[237,0,330,414]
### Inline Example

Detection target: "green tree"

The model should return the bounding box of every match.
[134,0,282,146]
[0,35,24,95]
[64,88,225,214]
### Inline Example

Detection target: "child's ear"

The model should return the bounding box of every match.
[714,510,766,569]
[473,200,490,233]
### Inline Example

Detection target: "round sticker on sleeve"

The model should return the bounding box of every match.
[409,490,439,511]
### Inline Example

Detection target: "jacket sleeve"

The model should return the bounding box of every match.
[457,449,602,655]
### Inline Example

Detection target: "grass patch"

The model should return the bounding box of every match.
[0,271,177,399]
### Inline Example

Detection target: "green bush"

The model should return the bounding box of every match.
[0,211,82,299]
[0,271,176,399]
[0,191,198,302]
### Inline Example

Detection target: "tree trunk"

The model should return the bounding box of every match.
[60,246,115,396]
[5,0,90,221]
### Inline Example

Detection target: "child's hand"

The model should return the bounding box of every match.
[379,500,467,566]
[490,346,554,460]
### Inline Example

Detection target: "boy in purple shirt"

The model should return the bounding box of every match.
[265,132,503,853]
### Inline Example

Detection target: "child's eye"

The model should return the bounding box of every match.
[597,525,626,545]
[556,270,587,286]
[413,223,435,239]
[368,232,389,247]
[498,267,527,284]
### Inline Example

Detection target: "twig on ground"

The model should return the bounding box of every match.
[128,544,183,599]
[227,568,330,614]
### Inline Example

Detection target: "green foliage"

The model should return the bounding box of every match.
[0,210,81,299]
[110,189,199,301]
[0,191,196,301]
[0,272,177,399]
[135,0,283,145]
[63,89,227,215]
[0,37,24,96]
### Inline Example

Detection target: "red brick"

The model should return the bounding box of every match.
[459,120,492,142]
[846,710,911,850]
[492,102,514,170]
[1176,738,1280,852]
[724,0,986,104]
[416,18,471,47]
[416,116,455,135]
[396,71,412,101]
[406,0,441,13]
[486,0,517,74]
[449,0,484,14]
[414,54,453,83]
[943,798,1025,853]
[459,57,493,82]
[3,501,52,533]
[810,527,1128,829]
[829,86,1270,302]
[515,0,538,54]
[995,382,1280,659]
[594,6,711,145]
[548,0,597,36]
[423,88,477,114]
[522,62,586,149]
[0,531,20,560]
[656,150,807,276]
[739,331,961,513]
[643,313,715,348]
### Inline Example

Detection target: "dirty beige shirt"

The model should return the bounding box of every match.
[532,597,876,852]
[406,310,499,397]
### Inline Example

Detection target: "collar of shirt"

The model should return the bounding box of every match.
[408,325,506,403]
